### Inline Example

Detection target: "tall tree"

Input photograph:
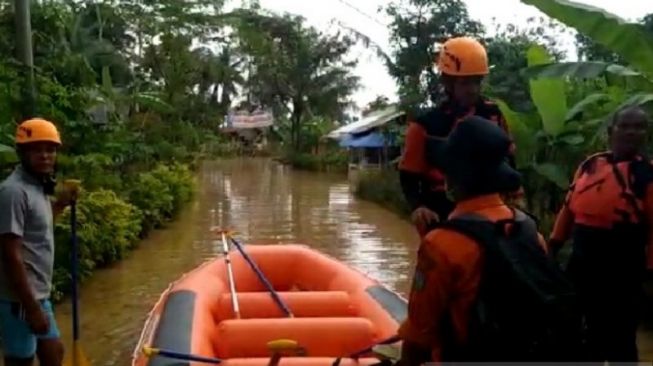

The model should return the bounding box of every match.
[237,13,360,151]
[13,0,35,118]
[362,95,391,116]
[385,0,483,111]
[484,18,566,112]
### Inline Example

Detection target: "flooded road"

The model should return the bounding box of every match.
[53,158,420,365]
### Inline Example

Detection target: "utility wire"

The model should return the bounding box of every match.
[335,0,388,27]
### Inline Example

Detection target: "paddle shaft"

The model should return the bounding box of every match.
[350,335,401,358]
[70,200,80,341]
[229,237,294,318]
[221,232,240,318]
[154,348,221,364]
[332,334,401,365]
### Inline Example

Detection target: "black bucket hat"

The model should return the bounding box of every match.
[425,115,521,195]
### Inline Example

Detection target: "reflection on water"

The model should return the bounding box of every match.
[53,158,420,365]
[50,158,653,363]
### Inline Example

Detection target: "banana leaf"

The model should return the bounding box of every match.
[521,0,653,78]
[527,45,568,137]
[522,62,642,79]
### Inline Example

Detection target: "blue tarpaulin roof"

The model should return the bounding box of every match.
[326,105,404,139]
[339,131,395,148]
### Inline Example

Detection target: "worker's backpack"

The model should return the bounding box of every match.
[437,209,587,362]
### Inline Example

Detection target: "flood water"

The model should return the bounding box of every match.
[48,158,653,365]
[53,158,419,365]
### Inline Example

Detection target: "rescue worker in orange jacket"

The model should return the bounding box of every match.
[550,106,653,362]
[399,36,518,238]
[398,116,546,365]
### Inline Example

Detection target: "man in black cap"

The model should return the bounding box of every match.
[398,116,582,364]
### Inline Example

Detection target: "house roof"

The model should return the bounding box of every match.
[325,105,404,139]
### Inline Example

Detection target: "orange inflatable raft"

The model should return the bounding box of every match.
[132,244,407,366]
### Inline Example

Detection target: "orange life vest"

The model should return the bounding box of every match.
[567,152,653,229]
[415,99,507,192]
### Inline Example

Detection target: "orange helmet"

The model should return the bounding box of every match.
[15,118,62,145]
[436,37,489,76]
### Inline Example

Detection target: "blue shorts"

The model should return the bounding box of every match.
[0,299,61,358]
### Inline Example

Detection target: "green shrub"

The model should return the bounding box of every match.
[52,189,142,301]
[354,169,411,217]
[57,153,123,192]
[150,163,195,215]
[127,171,174,233]
[287,153,321,171]
[127,163,195,234]
[284,151,349,173]
[320,151,348,173]
[201,133,242,157]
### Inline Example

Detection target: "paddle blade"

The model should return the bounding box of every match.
[267,339,298,353]
[372,344,401,362]
[63,342,91,366]
[209,227,237,237]
[267,339,303,366]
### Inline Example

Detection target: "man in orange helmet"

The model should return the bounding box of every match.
[0,119,77,366]
[399,36,519,237]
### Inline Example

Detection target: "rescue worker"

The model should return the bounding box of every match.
[399,36,518,238]
[549,106,653,362]
[398,116,550,365]
[0,118,78,366]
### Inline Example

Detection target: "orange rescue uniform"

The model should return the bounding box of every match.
[398,100,523,237]
[550,152,653,361]
[551,153,653,270]
[398,194,547,362]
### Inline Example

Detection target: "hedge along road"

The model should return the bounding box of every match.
[18,158,653,364]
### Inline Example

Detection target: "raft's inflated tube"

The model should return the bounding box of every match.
[230,237,295,317]
[221,358,380,366]
[218,291,356,319]
[148,290,196,366]
[215,318,376,358]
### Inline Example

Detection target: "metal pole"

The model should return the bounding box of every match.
[221,232,240,319]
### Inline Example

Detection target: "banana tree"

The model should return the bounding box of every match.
[519,0,653,119]
[522,0,653,79]
[498,45,617,227]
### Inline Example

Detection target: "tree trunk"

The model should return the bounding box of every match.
[291,99,303,152]
[14,0,35,120]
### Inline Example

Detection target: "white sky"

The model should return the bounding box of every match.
[242,0,653,112]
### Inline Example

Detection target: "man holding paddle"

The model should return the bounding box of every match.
[0,119,78,366]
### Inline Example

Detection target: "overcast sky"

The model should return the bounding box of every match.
[245,0,653,112]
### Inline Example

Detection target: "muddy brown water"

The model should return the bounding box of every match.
[29,158,653,364]
[51,158,419,365]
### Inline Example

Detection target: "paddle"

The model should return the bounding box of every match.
[62,179,91,366]
[226,233,294,318]
[220,230,241,319]
[142,346,222,364]
[331,335,401,366]
[266,339,306,366]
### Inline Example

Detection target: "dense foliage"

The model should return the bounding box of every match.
[0,0,366,300]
